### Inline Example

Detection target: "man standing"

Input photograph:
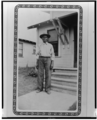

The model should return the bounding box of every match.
[36,33,55,94]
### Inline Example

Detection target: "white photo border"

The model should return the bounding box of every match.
[13,4,83,116]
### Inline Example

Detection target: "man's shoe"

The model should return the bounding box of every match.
[36,89,43,93]
[45,90,51,94]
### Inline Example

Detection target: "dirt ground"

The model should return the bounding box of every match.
[18,67,38,96]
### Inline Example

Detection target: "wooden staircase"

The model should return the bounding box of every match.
[51,68,78,95]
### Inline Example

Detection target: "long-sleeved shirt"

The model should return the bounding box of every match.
[36,42,55,60]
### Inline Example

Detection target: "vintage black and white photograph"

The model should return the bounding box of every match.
[2,1,95,118]
[13,4,83,116]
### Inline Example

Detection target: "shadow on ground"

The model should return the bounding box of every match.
[68,101,77,110]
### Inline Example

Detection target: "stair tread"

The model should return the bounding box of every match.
[51,88,77,95]
[51,77,77,82]
[52,72,77,76]
[54,67,78,71]
[51,83,77,90]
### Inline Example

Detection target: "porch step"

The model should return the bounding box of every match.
[53,68,77,74]
[51,72,77,79]
[51,83,77,91]
[53,67,77,71]
[51,81,76,87]
[51,87,76,96]
[51,77,77,83]
[51,77,77,87]
[51,77,76,87]
[51,68,77,95]
[52,72,77,76]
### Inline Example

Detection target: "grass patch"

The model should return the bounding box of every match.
[18,67,38,96]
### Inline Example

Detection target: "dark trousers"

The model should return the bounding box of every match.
[37,57,51,91]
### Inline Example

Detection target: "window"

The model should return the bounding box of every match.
[19,42,23,57]
[48,29,58,56]
[33,45,36,54]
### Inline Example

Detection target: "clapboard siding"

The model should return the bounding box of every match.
[19,42,36,67]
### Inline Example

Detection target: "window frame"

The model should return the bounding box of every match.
[19,42,23,57]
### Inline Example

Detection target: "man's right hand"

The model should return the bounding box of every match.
[36,64,38,69]
[36,59,39,69]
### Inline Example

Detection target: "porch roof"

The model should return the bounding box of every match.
[19,39,36,45]
[27,19,55,29]
[27,12,77,29]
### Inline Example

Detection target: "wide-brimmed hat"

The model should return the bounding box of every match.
[40,33,50,38]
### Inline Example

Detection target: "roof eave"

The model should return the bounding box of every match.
[27,19,52,29]
[19,39,36,45]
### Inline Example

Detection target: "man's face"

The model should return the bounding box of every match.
[42,36,49,43]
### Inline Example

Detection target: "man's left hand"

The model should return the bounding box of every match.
[50,60,54,70]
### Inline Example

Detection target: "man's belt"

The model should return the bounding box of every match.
[39,56,51,58]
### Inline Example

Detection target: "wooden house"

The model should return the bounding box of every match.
[28,11,78,68]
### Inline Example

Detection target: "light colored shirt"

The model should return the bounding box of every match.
[36,42,55,60]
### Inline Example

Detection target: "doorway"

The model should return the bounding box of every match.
[47,29,58,56]
[74,25,77,68]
